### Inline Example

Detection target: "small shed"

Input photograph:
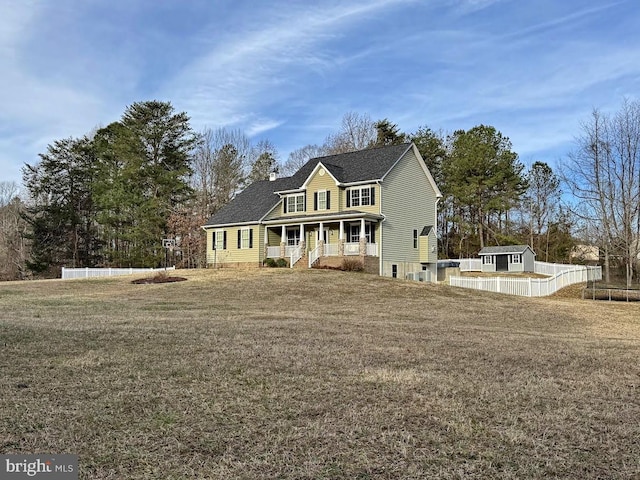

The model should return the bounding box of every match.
[478,245,536,273]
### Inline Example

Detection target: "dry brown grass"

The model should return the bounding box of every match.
[1,269,640,479]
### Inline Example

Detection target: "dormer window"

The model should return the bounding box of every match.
[284,193,305,213]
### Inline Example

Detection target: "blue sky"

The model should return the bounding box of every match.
[1,0,638,186]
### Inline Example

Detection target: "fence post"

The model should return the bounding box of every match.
[109,268,112,277]
[528,277,532,297]
[496,276,501,293]
[61,267,66,279]
[85,267,89,278]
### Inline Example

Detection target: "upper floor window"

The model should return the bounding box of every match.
[285,193,305,213]
[347,186,375,208]
[313,190,330,211]
[413,229,418,249]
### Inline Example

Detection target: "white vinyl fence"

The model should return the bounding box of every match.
[450,263,602,297]
[459,258,482,271]
[61,266,175,280]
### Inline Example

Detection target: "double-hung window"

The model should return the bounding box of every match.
[318,190,327,210]
[351,189,360,207]
[350,224,372,243]
[483,255,494,265]
[238,228,253,249]
[347,186,375,208]
[511,254,521,264]
[361,188,370,206]
[287,228,299,246]
[214,230,226,250]
[313,190,330,210]
[285,194,305,213]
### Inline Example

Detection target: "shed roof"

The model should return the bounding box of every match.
[478,245,535,255]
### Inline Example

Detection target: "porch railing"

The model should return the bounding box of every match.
[266,246,280,258]
[366,243,377,256]
[324,243,339,256]
[308,245,321,267]
[290,246,302,268]
[344,242,360,255]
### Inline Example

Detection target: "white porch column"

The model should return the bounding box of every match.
[280,225,286,258]
[339,220,344,240]
[318,221,324,257]
[359,218,367,257]
[264,226,269,259]
[299,223,305,251]
[339,220,345,256]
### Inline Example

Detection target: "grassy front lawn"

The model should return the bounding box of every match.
[1,269,639,479]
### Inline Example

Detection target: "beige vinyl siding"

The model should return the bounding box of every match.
[205,225,262,265]
[343,184,381,214]
[264,202,283,221]
[381,148,438,275]
[418,234,429,262]
[306,171,339,214]
[267,228,280,247]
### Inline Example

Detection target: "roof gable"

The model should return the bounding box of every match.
[300,161,341,189]
[292,143,412,185]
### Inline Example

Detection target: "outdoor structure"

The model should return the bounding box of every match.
[570,244,600,263]
[478,245,536,273]
[202,143,442,279]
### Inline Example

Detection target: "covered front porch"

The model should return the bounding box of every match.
[264,213,381,268]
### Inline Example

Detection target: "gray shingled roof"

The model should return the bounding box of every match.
[204,143,412,227]
[292,143,411,185]
[420,226,433,236]
[203,177,298,226]
[478,245,533,255]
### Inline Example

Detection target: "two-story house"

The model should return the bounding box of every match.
[202,143,442,280]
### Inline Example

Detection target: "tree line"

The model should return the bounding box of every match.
[1,99,638,283]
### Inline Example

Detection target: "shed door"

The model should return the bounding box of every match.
[496,255,509,272]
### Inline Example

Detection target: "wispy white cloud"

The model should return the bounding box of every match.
[162,0,415,136]
[447,0,508,14]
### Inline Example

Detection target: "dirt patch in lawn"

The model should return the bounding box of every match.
[131,272,187,284]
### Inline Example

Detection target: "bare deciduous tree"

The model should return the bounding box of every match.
[562,100,640,286]
[323,112,376,154]
[0,181,29,280]
[282,144,325,176]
